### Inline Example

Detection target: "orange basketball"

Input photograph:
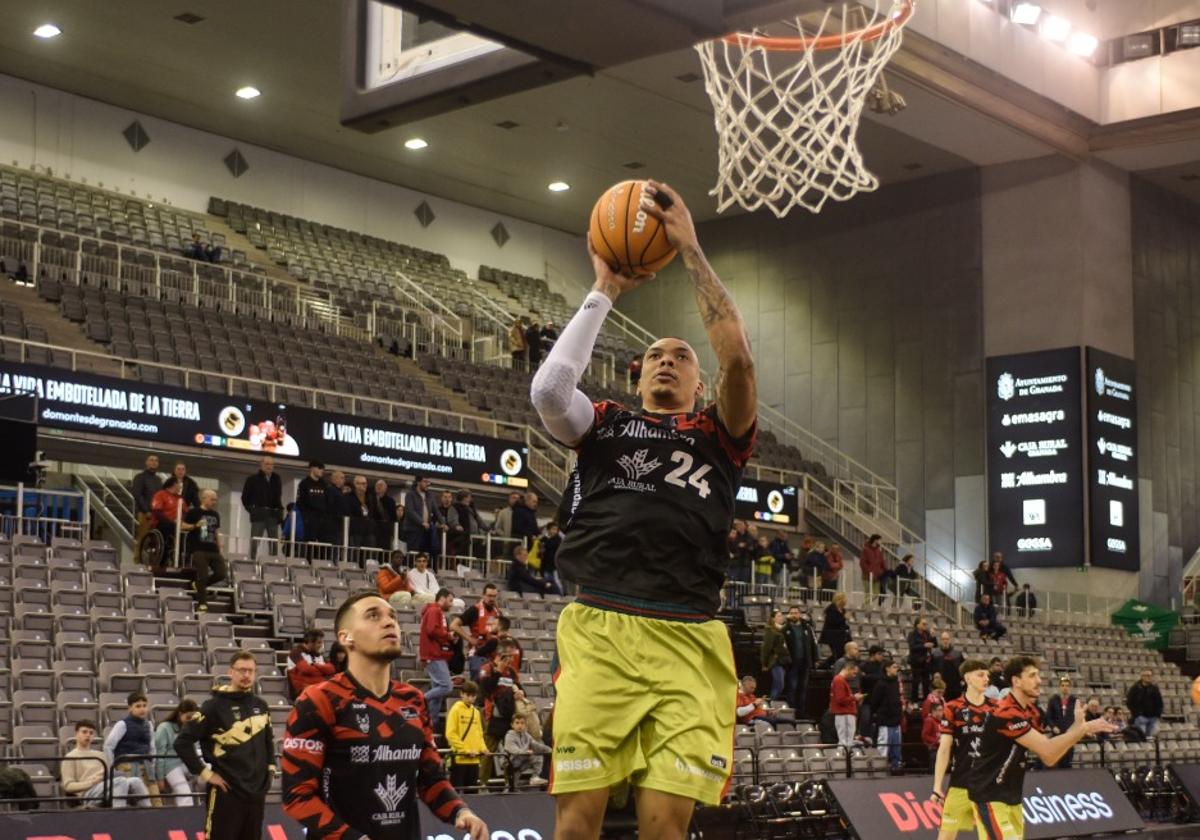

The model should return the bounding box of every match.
[588,180,677,276]
[1192,675,1200,707]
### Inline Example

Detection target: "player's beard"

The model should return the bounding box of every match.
[364,641,403,664]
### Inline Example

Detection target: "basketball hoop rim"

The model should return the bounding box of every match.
[719,0,915,52]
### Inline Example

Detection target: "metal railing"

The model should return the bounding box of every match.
[0,484,89,542]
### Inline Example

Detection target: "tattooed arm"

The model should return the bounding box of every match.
[642,181,757,438]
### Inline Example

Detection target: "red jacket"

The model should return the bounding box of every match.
[830,674,857,715]
[377,566,410,598]
[736,690,767,724]
[921,715,941,748]
[419,602,454,662]
[859,542,886,579]
[286,645,335,699]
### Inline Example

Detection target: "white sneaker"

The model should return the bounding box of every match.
[528,775,548,787]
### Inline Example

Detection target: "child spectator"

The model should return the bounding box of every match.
[502,715,551,788]
[445,681,486,792]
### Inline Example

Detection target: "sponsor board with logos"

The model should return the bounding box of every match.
[0,793,556,840]
[1085,348,1139,570]
[828,770,1143,839]
[735,478,800,525]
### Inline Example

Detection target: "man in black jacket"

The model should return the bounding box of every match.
[783,605,817,716]
[131,454,162,563]
[868,659,904,771]
[241,456,283,560]
[931,631,964,701]
[375,479,398,550]
[1044,676,1079,768]
[296,461,330,547]
[175,651,275,840]
[908,616,934,702]
[524,319,543,369]
[403,476,432,554]
[511,491,540,548]
[973,594,1007,640]
[1127,670,1164,738]
[171,461,201,509]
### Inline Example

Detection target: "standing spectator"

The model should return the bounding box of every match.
[540,320,558,353]
[131,454,162,562]
[524,319,544,370]
[539,522,563,591]
[508,316,528,371]
[908,616,935,702]
[803,541,828,589]
[627,355,642,388]
[513,688,542,741]
[1044,677,1079,768]
[171,461,201,509]
[859,534,886,598]
[326,471,348,546]
[452,490,490,557]
[507,543,561,596]
[752,535,777,584]
[492,491,522,539]
[922,674,946,721]
[184,489,227,612]
[151,478,190,566]
[502,714,551,788]
[932,631,964,701]
[511,492,540,547]
[727,520,755,583]
[175,652,276,840]
[991,551,1019,610]
[859,645,887,698]
[434,490,464,557]
[1127,670,1164,738]
[241,455,283,560]
[869,660,904,771]
[343,474,382,549]
[819,592,851,667]
[152,699,200,806]
[783,605,817,715]
[407,552,440,605]
[921,701,943,769]
[831,641,862,689]
[760,610,791,702]
[63,719,150,807]
[446,681,486,792]
[972,559,992,604]
[375,479,398,550]
[767,532,794,585]
[420,588,457,728]
[286,629,335,700]
[823,544,844,591]
[973,593,1006,641]
[830,661,861,748]
[403,477,432,553]
[451,583,503,683]
[104,692,161,805]
[297,461,330,546]
[989,558,1010,614]
[893,553,920,599]
[377,550,414,608]
[1013,583,1038,618]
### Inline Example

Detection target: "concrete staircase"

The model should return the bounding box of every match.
[400,356,480,417]
[2,279,122,375]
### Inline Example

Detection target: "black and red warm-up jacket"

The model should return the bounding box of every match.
[282,671,466,840]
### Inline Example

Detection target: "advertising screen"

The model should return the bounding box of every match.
[986,348,1084,569]
[735,478,800,525]
[0,361,527,487]
[1085,348,1138,570]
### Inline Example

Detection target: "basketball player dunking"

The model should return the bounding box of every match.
[531,181,757,840]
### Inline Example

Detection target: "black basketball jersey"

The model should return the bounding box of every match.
[965,694,1043,806]
[938,695,994,788]
[555,400,755,618]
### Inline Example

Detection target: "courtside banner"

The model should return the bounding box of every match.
[0,793,556,839]
[827,769,1142,839]
[736,478,800,525]
[1169,763,1200,809]
[0,360,528,486]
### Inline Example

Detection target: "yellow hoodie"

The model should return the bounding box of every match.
[445,699,486,765]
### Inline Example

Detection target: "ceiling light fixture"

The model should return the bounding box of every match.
[1068,31,1099,56]
[404,138,428,150]
[235,86,261,100]
[1040,15,1071,42]
[547,181,570,192]
[1010,3,1042,26]
[33,23,62,39]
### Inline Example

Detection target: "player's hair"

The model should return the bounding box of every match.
[230,650,256,667]
[435,587,452,600]
[334,590,386,631]
[1003,655,1039,687]
[303,628,324,643]
[75,719,97,732]
[960,658,989,676]
[127,691,147,705]
[459,680,479,696]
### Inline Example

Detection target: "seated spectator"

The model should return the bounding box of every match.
[151,700,199,806]
[922,701,943,767]
[735,675,776,729]
[377,550,413,608]
[63,719,150,807]
[150,478,190,564]
[507,543,561,596]
[1013,583,1038,618]
[1084,697,1102,722]
[445,681,486,792]
[502,714,551,788]
[104,692,161,804]
[406,552,439,606]
[983,657,1006,701]
[538,522,563,590]
[183,231,222,263]
[973,593,1007,641]
[286,629,335,699]
[183,488,227,612]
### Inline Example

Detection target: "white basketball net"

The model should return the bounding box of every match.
[696,0,911,217]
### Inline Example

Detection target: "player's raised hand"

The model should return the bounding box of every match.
[640,181,698,255]
[588,237,654,299]
[455,808,489,840]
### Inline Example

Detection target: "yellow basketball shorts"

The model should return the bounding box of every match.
[974,800,1025,840]
[549,600,737,805]
[939,787,976,834]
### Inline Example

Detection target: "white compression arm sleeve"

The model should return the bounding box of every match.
[530,291,612,444]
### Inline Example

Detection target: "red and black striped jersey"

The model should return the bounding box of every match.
[964,694,1043,806]
[282,672,464,840]
[555,401,756,618]
[937,695,994,787]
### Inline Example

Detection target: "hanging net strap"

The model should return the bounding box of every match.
[695,0,914,217]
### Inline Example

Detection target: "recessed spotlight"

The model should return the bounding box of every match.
[1040,15,1071,42]
[1010,3,1042,26]
[404,138,428,150]
[1068,32,1099,56]
[547,181,570,192]
[33,23,62,39]
[235,86,261,100]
